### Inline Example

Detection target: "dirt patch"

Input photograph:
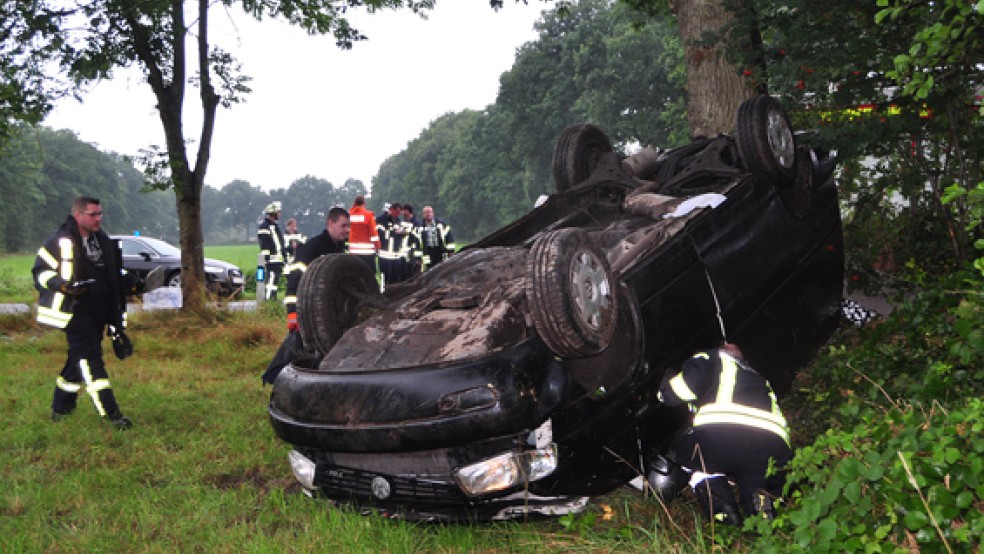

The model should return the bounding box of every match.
[204,466,303,495]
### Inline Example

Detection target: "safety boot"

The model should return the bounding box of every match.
[51,407,75,422]
[693,477,744,526]
[106,411,133,431]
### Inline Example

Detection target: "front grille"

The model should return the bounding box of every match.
[314,465,466,507]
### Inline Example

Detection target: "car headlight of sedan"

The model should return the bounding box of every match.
[204,264,224,276]
[288,450,317,491]
[453,443,558,497]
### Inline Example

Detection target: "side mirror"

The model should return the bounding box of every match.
[139,252,152,261]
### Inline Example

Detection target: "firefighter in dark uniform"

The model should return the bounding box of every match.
[414,205,456,271]
[258,201,286,300]
[283,217,306,266]
[283,207,351,333]
[657,342,792,525]
[376,202,409,287]
[33,196,133,430]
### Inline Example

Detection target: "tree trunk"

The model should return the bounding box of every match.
[670,0,757,137]
[175,173,209,313]
[132,0,216,314]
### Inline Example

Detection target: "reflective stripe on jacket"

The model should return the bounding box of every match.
[258,218,285,263]
[658,350,789,444]
[34,237,75,328]
[348,206,379,256]
[32,216,126,329]
[413,218,455,268]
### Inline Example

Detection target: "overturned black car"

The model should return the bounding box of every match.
[266,96,844,521]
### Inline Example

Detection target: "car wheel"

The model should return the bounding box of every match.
[527,228,617,358]
[552,123,613,193]
[297,254,378,356]
[735,95,796,185]
[166,271,181,287]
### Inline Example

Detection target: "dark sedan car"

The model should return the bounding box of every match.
[267,96,844,521]
[114,235,244,297]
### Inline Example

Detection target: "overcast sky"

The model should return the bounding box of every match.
[43,2,547,193]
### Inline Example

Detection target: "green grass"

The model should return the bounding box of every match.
[0,308,718,553]
[0,253,36,305]
[205,244,261,280]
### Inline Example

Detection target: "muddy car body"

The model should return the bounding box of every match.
[268,96,844,521]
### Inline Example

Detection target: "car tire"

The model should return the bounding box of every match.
[527,228,617,358]
[735,95,796,185]
[166,271,181,288]
[297,254,377,356]
[552,123,614,193]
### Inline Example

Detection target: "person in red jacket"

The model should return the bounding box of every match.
[348,195,379,276]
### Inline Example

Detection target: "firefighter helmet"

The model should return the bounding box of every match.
[265,201,282,214]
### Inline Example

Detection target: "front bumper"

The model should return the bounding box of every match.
[287,425,586,522]
[206,268,244,296]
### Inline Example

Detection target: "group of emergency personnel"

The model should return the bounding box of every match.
[257,198,456,300]
[375,201,455,286]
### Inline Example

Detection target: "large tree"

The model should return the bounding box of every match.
[0,4,63,146]
[668,0,758,135]
[623,0,759,136]
[7,0,434,311]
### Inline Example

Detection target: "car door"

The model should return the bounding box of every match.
[120,237,158,279]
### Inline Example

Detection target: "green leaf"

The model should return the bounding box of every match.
[944,447,961,464]
[839,457,863,479]
[817,517,838,544]
[844,480,862,503]
[904,509,929,530]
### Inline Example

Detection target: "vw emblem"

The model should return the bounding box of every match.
[371,476,391,500]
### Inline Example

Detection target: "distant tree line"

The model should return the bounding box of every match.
[0,125,367,253]
[0,126,176,252]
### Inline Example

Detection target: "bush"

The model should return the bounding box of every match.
[743,269,983,553]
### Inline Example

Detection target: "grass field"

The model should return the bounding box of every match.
[0,307,723,553]
[0,244,725,551]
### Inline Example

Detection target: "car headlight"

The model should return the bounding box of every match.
[204,264,223,275]
[288,450,317,491]
[453,444,558,497]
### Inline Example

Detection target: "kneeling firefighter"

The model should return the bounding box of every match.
[656,342,792,525]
